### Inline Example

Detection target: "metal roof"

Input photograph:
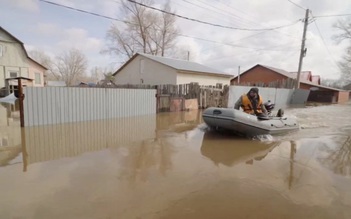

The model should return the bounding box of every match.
[47,81,66,87]
[137,53,232,76]
[252,65,347,91]
[262,65,316,84]
[260,65,293,78]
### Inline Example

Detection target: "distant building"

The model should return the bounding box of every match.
[0,26,47,96]
[113,53,233,86]
[46,81,66,87]
[230,64,349,103]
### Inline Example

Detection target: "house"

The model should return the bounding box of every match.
[230,64,349,103]
[113,53,233,86]
[0,26,47,96]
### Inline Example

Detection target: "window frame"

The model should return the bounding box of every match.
[9,72,18,78]
[35,72,41,85]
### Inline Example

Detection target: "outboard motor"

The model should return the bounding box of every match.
[264,100,275,115]
[264,100,284,117]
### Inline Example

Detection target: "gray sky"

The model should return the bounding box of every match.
[1,0,350,80]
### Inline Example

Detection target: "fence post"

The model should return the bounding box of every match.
[155,85,160,113]
[18,78,25,127]
[199,88,202,109]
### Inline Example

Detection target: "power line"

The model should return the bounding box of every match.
[313,13,351,18]
[203,0,301,40]
[39,0,132,24]
[39,0,302,53]
[126,0,302,31]
[186,0,260,29]
[310,12,340,69]
[178,33,299,51]
[287,0,306,10]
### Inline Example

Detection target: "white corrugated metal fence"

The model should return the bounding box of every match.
[23,87,156,126]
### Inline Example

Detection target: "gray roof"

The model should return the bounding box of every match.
[138,53,232,77]
[261,65,293,78]
[47,81,66,87]
[262,65,314,83]
[261,65,347,91]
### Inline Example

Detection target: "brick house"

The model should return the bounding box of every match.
[230,64,349,103]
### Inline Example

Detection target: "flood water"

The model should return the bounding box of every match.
[1,102,351,219]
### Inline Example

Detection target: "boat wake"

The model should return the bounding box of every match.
[252,134,274,142]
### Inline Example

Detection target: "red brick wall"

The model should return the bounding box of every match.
[338,91,350,103]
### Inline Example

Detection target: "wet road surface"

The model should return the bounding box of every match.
[1,103,351,219]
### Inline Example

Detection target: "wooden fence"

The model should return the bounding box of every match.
[49,83,229,114]
[155,83,229,112]
[82,82,229,110]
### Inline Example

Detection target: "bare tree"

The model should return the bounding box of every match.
[28,50,57,81]
[333,18,351,84]
[150,1,179,56]
[104,24,137,59]
[54,49,88,86]
[321,78,345,89]
[102,0,179,60]
[333,19,351,43]
[90,66,114,82]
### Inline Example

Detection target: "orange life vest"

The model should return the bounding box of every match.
[241,94,263,114]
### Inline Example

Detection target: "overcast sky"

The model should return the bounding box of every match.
[1,0,350,80]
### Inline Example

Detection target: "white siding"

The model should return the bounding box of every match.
[24,87,156,126]
[176,72,231,86]
[0,42,27,68]
[0,34,30,88]
[114,56,177,85]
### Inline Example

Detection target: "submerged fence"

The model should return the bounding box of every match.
[23,87,156,126]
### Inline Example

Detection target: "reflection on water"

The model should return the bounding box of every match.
[14,109,200,173]
[118,138,175,184]
[318,135,351,176]
[0,101,21,167]
[1,104,351,218]
[23,115,157,168]
[201,131,277,167]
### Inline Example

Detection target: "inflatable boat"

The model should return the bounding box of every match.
[202,107,299,136]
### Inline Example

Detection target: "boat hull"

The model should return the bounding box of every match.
[202,107,299,136]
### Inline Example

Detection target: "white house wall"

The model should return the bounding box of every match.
[28,60,45,87]
[115,56,177,85]
[0,35,29,88]
[176,72,231,86]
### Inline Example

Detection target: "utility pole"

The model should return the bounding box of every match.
[238,66,240,84]
[295,8,309,89]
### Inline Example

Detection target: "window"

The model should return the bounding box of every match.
[0,138,8,147]
[9,72,18,78]
[35,73,41,84]
[0,45,3,57]
[216,83,223,89]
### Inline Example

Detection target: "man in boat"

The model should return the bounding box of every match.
[234,87,268,116]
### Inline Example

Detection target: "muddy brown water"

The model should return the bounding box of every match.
[1,103,351,219]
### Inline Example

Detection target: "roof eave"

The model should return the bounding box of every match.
[177,70,232,77]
